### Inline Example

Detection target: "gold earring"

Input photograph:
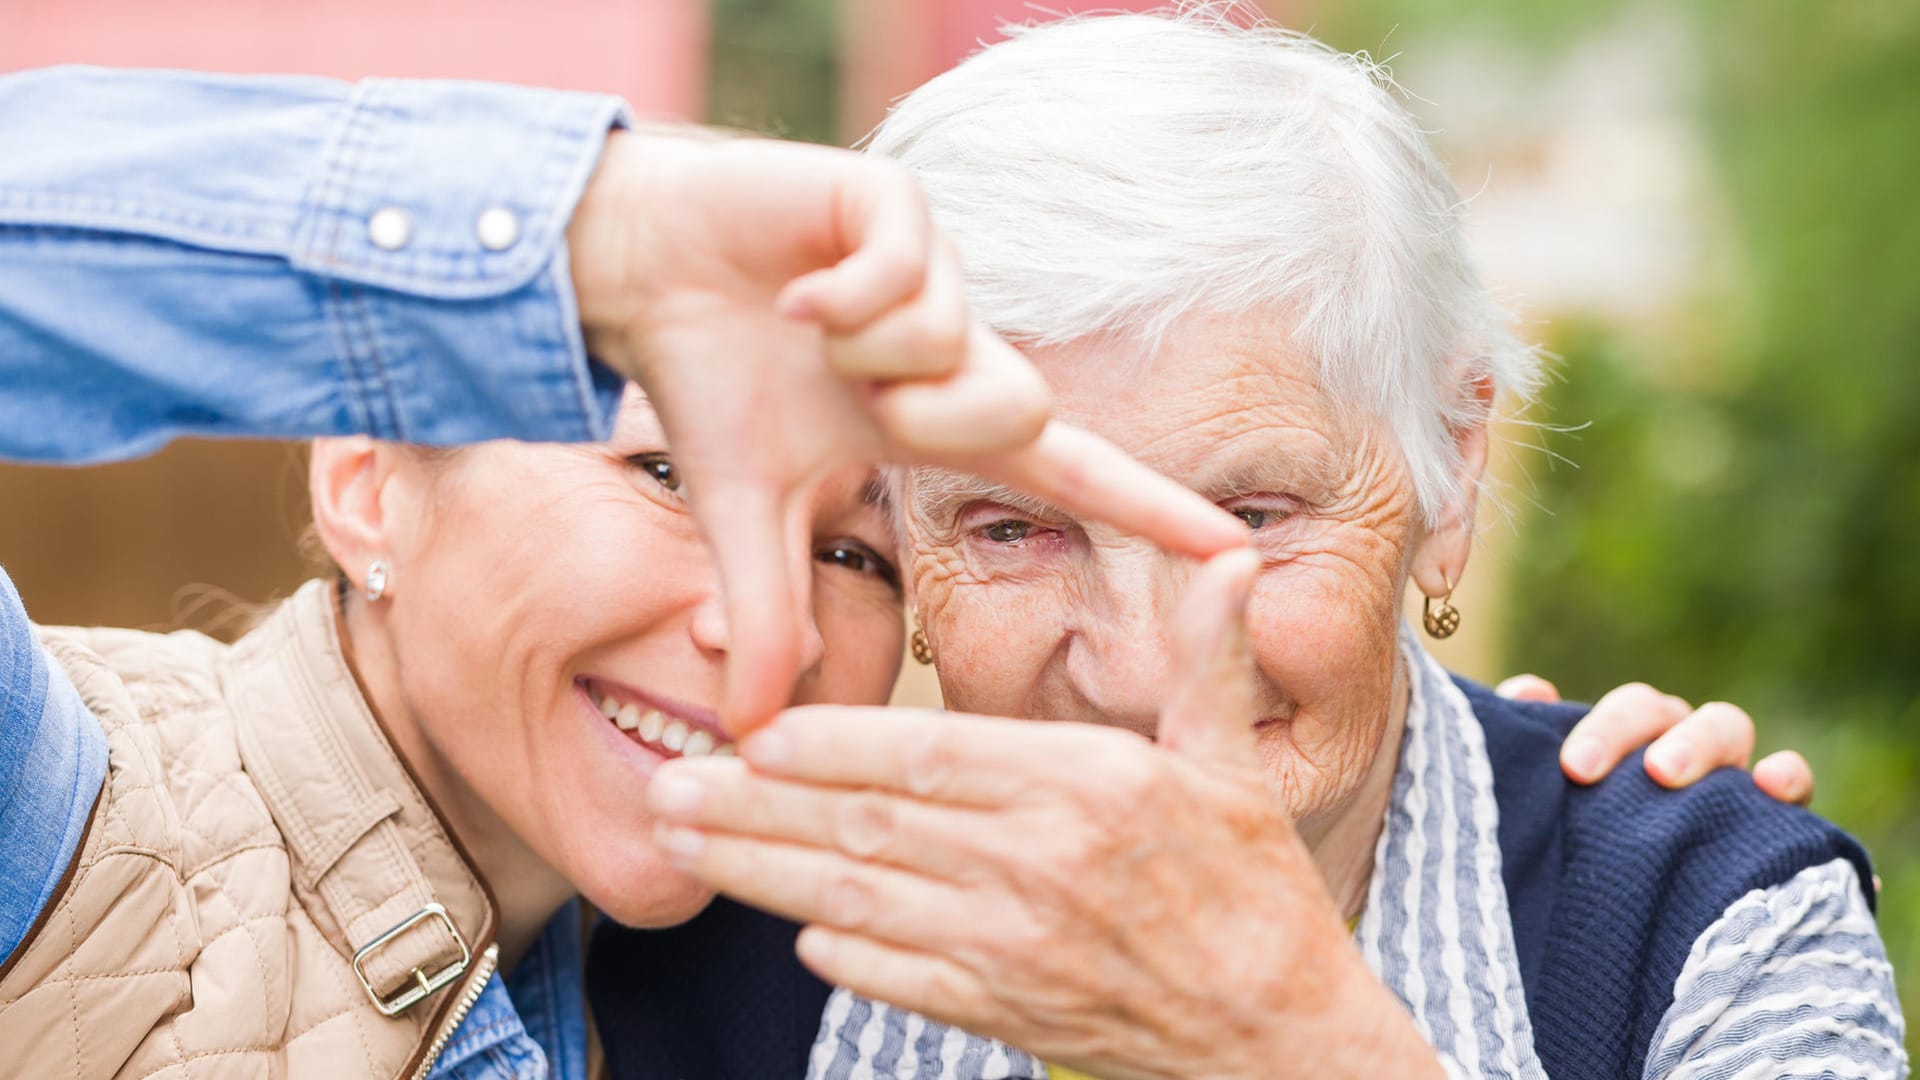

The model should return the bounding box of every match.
[1422,576,1460,639]
[910,627,934,666]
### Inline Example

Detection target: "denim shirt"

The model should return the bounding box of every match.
[430,900,591,1080]
[0,65,625,988]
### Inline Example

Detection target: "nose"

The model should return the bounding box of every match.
[1062,545,1182,737]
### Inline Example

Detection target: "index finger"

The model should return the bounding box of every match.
[739,706,1143,807]
[777,158,933,331]
[706,484,807,736]
[977,421,1251,560]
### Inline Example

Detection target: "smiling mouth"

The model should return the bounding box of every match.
[582,678,735,759]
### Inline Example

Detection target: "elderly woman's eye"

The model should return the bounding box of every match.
[1226,498,1299,531]
[982,520,1032,544]
[626,453,681,493]
[817,541,901,590]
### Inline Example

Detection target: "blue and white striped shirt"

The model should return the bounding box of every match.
[806,630,1907,1078]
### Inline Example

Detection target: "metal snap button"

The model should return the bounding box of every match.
[475,207,521,252]
[367,206,414,251]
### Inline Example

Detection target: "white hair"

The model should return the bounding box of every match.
[863,4,1544,522]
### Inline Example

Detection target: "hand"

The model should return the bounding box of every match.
[567,128,1247,730]
[1497,676,1814,806]
[645,551,1443,1080]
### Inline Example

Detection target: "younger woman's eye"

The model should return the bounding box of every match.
[627,453,681,493]
[817,541,901,591]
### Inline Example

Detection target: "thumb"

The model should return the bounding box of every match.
[1157,548,1263,770]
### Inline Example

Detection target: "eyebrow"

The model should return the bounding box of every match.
[858,471,894,515]
[906,469,1063,525]
[907,436,1341,526]
[1188,440,1342,502]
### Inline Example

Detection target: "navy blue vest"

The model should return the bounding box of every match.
[1462,677,1875,1079]
[588,682,1876,1079]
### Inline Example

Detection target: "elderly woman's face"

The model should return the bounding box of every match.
[371,395,905,927]
[907,314,1426,827]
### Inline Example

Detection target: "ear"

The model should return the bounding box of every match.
[309,437,404,596]
[1410,372,1495,599]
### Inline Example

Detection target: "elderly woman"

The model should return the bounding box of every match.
[639,11,1906,1080]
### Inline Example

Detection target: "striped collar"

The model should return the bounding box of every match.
[1354,626,1543,1079]
[807,625,1543,1079]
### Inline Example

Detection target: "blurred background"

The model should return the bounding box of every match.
[3,0,1915,1038]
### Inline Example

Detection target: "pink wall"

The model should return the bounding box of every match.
[0,0,707,117]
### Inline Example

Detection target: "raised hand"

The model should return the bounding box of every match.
[567,128,1248,731]
[643,550,1444,1079]
[1498,676,1815,805]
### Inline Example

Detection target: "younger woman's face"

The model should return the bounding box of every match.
[374,394,905,927]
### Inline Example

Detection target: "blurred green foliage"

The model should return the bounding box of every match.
[1325,0,1920,1035]
[708,0,840,142]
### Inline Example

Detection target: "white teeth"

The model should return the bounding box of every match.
[638,709,665,742]
[683,730,715,757]
[712,742,737,758]
[615,704,641,731]
[662,719,689,752]
[600,696,620,719]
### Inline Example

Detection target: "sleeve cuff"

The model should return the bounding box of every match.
[291,78,631,300]
[0,628,107,967]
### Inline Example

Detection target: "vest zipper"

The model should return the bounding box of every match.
[409,942,500,1080]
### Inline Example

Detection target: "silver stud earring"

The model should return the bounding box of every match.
[364,560,390,603]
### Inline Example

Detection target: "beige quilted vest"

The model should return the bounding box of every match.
[0,581,502,1078]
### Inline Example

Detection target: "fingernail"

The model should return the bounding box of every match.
[1649,739,1693,782]
[653,824,707,864]
[1563,735,1604,781]
[647,769,704,817]
[742,728,790,768]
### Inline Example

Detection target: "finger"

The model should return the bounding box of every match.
[869,326,1052,453]
[823,235,970,381]
[1558,682,1691,784]
[1752,749,1815,807]
[1645,702,1756,788]
[645,756,994,880]
[795,926,997,1038]
[777,160,933,330]
[1495,674,1561,703]
[653,824,976,952]
[705,484,806,736]
[740,706,1141,807]
[1157,549,1262,769]
[976,421,1251,560]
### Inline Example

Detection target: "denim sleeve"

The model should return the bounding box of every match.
[0,567,107,968]
[0,66,630,462]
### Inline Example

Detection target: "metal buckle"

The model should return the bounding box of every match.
[351,902,472,1017]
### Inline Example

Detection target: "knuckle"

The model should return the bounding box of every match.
[915,313,969,367]
[834,792,899,859]
[1610,681,1663,712]
[902,723,957,799]
[818,870,877,931]
[1694,700,1752,725]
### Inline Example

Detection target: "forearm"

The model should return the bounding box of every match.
[0,66,629,461]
